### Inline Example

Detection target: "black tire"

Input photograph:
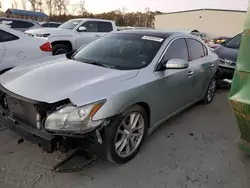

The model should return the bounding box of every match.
[203,76,217,104]
[103,105,148,164]
[52,44,71,55]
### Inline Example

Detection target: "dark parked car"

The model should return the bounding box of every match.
[213,33,242,80]
[213,36,231,44]
[40,22,61,28]
[0,17,42,32]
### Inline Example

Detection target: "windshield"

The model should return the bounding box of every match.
[73,33,165,70]
[225,34,242,49]
[58,20,82,30]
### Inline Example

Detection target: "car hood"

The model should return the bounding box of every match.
[25,28,74,36]
[0,56,139,104]
[213,45,239,62]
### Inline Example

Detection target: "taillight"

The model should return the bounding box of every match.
[40,42,52,52]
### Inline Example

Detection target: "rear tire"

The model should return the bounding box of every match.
[203,77,217,104]
[52,44,71,55]
[103,105,148,164]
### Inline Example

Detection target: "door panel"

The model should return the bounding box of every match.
[76,21,98,48]
[152,38,195,122]
[153,68,194,122]
[187,38,212,99]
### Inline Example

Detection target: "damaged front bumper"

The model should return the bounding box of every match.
[0,86,109,153]
[0,108,59,152]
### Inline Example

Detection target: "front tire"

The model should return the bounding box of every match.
[103,105,148,164]
[203,76,217,104]
[52,44,71,55]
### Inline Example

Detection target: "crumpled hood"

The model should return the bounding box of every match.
[0,56,139,104]
[25,28,74,36]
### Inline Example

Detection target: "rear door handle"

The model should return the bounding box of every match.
[187,71,194,76]
[209,63,215,67]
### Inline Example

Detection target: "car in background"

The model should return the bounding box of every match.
[0,25,52,74]
[0,17,42,32]
[117,26,153,31]
[213,32,241,80]
[25,18,117,55]
[190,31,211,43]
[213,36,231,44]
[0,30,218,164]
[40,22,61,28]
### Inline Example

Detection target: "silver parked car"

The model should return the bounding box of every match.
[0,30,219,164]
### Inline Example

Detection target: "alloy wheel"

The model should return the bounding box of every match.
[114,112,145,158]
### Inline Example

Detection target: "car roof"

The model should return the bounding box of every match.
[0,17,37,23]
[116,29,192,38]
[70,18,115,23]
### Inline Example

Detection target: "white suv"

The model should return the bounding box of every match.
[25,18,117,55]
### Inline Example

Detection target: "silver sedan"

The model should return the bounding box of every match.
[0,30,219,164]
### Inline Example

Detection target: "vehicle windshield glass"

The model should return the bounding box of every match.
[225,34,242,49]
[73,33,165,70]
[58,20,82,30]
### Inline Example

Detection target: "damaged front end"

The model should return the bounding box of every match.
[0,85,109,153]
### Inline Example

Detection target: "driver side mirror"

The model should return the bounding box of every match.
[77,26,87,32]
[165,59,189,69]
[156,58,189,71]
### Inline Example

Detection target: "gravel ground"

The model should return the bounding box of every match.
[1,89,250,188]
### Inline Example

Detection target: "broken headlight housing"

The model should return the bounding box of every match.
[44,100,105,133]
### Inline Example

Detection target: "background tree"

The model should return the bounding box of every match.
[12,0,18,9]
[28,0,37,11]
[21,0,27,10]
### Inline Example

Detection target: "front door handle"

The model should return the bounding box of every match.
[209,63,215,67]
[187,71,194,76]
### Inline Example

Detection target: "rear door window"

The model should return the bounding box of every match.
[98,22,113,32]
[162,38,189,62]
[187,39,206,61]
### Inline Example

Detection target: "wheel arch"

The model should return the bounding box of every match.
[51,40,73,51]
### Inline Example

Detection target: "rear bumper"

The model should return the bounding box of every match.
[0,108,59,152]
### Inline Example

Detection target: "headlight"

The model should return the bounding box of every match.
[36,33,50,38]
[44,100,105,133]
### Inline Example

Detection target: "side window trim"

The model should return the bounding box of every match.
[154,37,188,71]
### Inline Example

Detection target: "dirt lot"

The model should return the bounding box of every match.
[1,89,250,188]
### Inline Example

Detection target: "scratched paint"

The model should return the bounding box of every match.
[229,1,250,142]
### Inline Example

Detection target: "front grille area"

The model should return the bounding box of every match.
[6,96,38,128]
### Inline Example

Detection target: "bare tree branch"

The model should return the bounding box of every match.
[28,0,37,11]
[21,0,27,10]
[12,0,18,9]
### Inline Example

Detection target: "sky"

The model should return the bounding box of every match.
[1,0,249,14]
